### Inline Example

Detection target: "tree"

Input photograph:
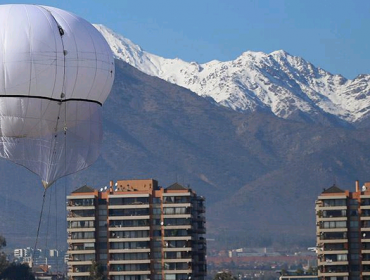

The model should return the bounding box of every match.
[214,271,237,280]
[0,235,8,274]
[0,263,35,280]
[296,268,304,275]
[0,235,6,249]
[280,269,288,276]
[89,260,104,280]
[306,266,318,275]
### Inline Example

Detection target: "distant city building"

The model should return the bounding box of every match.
[13,247,65,272]
[32,264,64,280]
[228,247,281,258]
[279,275,318,280]
[49,249,59,258]
[67,179,206,280]
[315,181,370,280]
[14,248,27,258]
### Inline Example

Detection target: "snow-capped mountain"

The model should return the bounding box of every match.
[95,24,370,124]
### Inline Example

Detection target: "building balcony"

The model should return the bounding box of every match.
[67,216,95,222]
[109,249,151,254]
[163,269,192,274]
[108,226,150,231]
[164,258,192,263]
[316,205,347,212]
[318,238,348,243]
[317,228,347,232]
[318,272,349,277]
[360,213,370,221]
[164,236,192,241]
[109,271,151,276]
[108,215,150,220]
[67,250,95,255]
[67,205,95,210]
[318,260,348,266]
[67,195,95,199]
[108,204,149,209]
[317,216,347,221]
[67,238,95,243]
[108,237,150,242]
[163,214,192,219]
[109,259,150,265]
[164,247,192,252]
[67,227,95,233]
[67,260,93,266]
[163,225,192,230]
[163,203,192,208]
[68,272,90,277]
[319,250,348,255]
[363,271,370,276]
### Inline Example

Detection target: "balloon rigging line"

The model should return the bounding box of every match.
[33,188,47,261]
[63,178,67,275]
[55,182,59,273]
[45,11,67,189]
[45,190,52,248]
[62,92,68,275]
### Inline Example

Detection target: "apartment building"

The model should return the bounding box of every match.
[315,181,370,280]
[66,179,206,280]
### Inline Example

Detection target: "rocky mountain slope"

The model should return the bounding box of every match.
[2,60,370,249]
[95,25,370,126]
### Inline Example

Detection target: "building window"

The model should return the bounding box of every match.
[350,221,359,228]
[322,199,346,207]
[153,208,161,215]
[153,230,161,237]
[322,221,346,229]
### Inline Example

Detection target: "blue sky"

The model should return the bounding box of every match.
[2,0,369,79]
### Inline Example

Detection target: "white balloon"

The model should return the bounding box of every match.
[0,4,115,188]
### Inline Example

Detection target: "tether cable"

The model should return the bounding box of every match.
[33,188,47,261]
[45,191,52,248]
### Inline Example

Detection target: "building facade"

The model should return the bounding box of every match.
[67,179,206,280]
[315,181,370,280]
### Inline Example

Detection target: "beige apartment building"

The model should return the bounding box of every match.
[315,181,370,280]
[66,179,206,280]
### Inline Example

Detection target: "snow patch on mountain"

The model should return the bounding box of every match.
[95,24,370,124]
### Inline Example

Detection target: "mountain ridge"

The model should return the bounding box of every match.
[94,24,370,126]
[1,26,370,249]
[1,60,370,248]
